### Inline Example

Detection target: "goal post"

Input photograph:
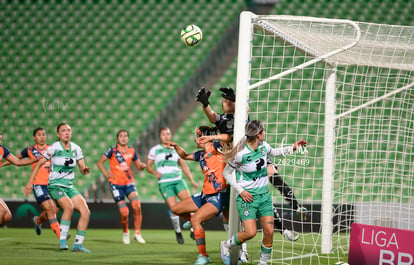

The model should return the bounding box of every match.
[231,11,414,264]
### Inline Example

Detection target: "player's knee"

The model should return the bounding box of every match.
[190,213,202,226]
[2,212,12,225]
[130,200,141,211]
[244,229,257,239]
[119,206,129,219]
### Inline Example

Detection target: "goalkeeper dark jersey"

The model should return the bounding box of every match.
[215,113,234,135]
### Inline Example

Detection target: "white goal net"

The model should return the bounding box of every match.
[230,12,414,264]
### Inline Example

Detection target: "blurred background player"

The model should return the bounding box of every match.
[24,123,91,252]
[169,126,229,265]
[146,127,198,244]
[0,198,12,226]
[220,120,307,265]
[196,86,307,233]
[96,129,146,245]
[0,130,40,226]
[1,127,61,238]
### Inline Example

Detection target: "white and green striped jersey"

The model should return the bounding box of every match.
[43,141,84,188]
[228,141,292,195]
[148,144,182,183]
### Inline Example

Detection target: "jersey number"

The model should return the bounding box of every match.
[165,153,173,160]
[255,158,265,171]
[64,158,74,166]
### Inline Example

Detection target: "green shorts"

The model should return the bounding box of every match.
[158,179,189,201]
[236,191,273,221]
[48,185,81,200]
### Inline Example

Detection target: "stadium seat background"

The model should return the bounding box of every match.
[1,0,412,201]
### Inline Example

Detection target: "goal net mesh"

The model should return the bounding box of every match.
[241,15,414,264]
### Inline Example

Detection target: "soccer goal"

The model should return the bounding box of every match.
[229,11,414,264]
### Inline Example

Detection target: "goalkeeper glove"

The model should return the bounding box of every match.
[195,87,211,108]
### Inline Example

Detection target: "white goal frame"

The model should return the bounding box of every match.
[229,11,414,263]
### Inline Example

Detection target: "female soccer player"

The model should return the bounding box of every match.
[1,127,61,238]
[219,120,307,265]
[146,127,198,244]
[24,123,92,252]
[169,126,229,265]
[96,129,147,245]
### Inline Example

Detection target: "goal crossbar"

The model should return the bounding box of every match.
[249,16,361,90]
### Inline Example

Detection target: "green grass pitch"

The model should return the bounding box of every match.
[0,228,346,264]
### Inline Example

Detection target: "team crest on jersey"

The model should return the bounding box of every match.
[128,154,132,158]
[261,148,266,156]
[72,150,76,157]
[243,208,250,217]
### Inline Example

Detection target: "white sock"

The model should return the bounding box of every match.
[170,214,181,233]
[60,222,70,241]
[223,223,229,232]
[74,231,86,245]
[241,242,248,252]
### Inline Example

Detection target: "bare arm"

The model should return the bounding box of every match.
[198,133,231,144]
[23,157,48,196]
[6,153,38,167]
[178,159,198,190]
[133,159,146,171]
[146,159,162,180]
[202,105,218,124]
[169,142,195,161]
[0,154,23,168]
[77,158,90,175]
[96,155,114,180]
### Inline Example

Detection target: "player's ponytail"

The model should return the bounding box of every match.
[223,120,264,162]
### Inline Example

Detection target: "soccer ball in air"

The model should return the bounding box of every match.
[180,24,202,47]
[334,262,349,265]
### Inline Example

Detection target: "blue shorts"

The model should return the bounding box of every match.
[32,184,52,204]
[109,183,138,203]
[192,188,229,213]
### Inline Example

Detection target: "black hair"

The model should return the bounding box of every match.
[56,122,69,132]
[197,126,219,137]
[33,127,45,136]
[116,129,129,139]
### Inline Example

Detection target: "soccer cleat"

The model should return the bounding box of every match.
[219,241,230,265]
[123,232,130,245]
[175,232,184,244]
[194,254,211,265]
[32,216,42,235]
[72,244,91,253]
[282,229,299,241]
[59,239,68,250]
[297,206,308,221]
[183,221,192,229]
[134,233,146,244]
[190,230,195,240]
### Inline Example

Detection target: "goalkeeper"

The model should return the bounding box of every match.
[195,86,308,230]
